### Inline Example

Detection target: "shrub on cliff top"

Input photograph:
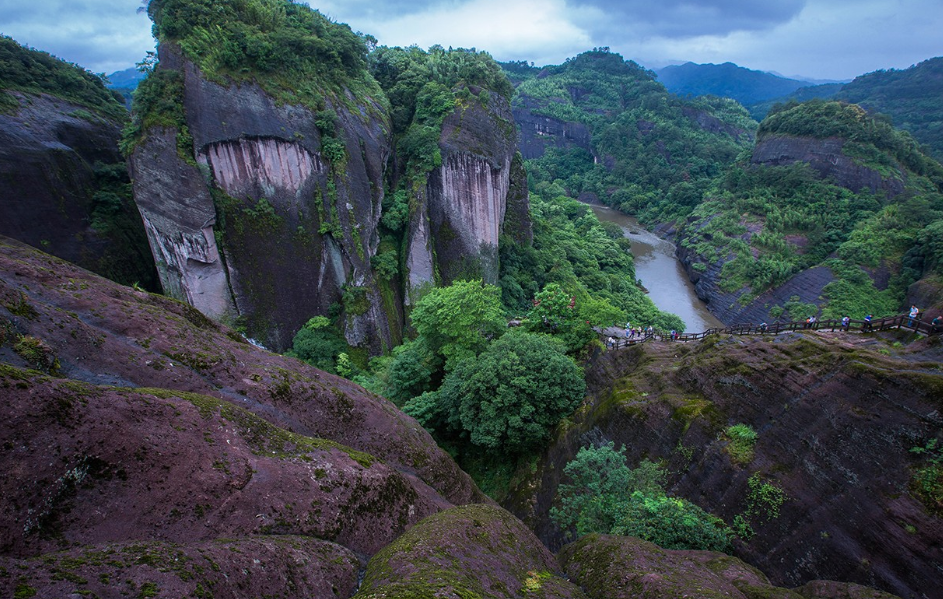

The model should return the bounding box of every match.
[146,0,381,109]
[0,35,126,119]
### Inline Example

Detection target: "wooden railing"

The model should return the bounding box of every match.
[604,313,941,350]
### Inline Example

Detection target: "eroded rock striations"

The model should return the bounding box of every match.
[130,44,391,351]
[406,89,524,297]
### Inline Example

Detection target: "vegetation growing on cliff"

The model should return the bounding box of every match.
[506,49,755,223]
[0,35,126,119]
[146,0,382,110]
[551,442,732,552]
[679,101,943,317]
[836,57,943,161]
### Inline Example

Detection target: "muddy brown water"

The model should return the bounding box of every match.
[587,202,723,333]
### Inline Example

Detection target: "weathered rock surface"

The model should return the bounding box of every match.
[0,91,157,290]
[131,43,392,351]
[751,134,906,197]
[504,333,943,598]
[406,89,526,295]
[560,534,901,599]
[678,232,837,325]
[0,537,360,599]
[682,105,753,142]
[512,94,593,160]
[355,504,587,598]
[0,370,448,558]
[0,235,486,509]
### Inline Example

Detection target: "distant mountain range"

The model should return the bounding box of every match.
[105,66,145,89]
[655,62,846,106]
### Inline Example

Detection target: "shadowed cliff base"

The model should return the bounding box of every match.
[504,331,943,598]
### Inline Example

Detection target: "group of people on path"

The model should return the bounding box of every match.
[605,305,941,350]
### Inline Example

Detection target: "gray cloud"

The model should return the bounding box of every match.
[0,0,153,74]
[570,0,806,39]
[0,0,940,81]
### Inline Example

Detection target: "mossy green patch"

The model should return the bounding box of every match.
[134,387,375,467]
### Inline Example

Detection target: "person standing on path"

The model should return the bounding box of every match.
[909,305,919,327]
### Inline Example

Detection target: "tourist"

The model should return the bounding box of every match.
[909,305,919,327]
[932,315,941,334]
[759,322,768,333]
[841,315,850,331]
[864,314,873,331]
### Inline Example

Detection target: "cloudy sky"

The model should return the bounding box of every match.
[2,0,941,81]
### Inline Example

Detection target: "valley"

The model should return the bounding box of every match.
[1,1,942,598]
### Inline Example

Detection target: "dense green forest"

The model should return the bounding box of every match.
[836,57,943,161]
[0,35,126,118]
[656,61,810,105]
[679,100,943,317]
[506,49,756,224]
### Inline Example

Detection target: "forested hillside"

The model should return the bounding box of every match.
[836,57,943,161]
[503,53,943,324]
[505,50,756,224]
[678,100,943,321]
[0,35,126,119]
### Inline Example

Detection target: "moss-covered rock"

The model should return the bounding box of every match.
[355,504,586,599]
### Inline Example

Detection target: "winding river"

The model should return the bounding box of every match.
[587,203,723,333]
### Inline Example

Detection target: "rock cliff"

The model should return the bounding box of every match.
[405,89,526,297]
[131,44,391,352]
[0,91,157,290]
[751,134,906,197]
[503,333,943,598]
[0,237,905,599]
[513,94,593,160]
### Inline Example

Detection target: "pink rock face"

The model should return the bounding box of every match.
[201,138,321,200]
[439,152,509,249]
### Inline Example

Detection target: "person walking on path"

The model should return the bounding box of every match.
[841,316,850,331]
[864,314,873,331]
[909,305,919,327]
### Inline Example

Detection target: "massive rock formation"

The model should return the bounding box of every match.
[130,44,391,352]
[751,134,906,197]
[405,88,526,298]
[0,237,904,599]
[0,91,157,290]
[503,333,943,598]
[513,94,593,160]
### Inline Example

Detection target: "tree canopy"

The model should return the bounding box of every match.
[551,442,732,552]
[409,279,506,371]
[419,329,586,455]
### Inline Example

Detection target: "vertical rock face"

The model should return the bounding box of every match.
[0,92,157,289]
[512,95,593,160]
[131,44,392,351]
[750,134,906,197]
[406,90,526,297]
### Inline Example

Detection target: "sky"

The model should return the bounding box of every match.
[1,0,942,81]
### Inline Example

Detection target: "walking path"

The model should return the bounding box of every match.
[602,313,941,350]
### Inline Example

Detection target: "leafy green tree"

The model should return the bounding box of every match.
[433,329,586,455]
[384,338,439,406]
[410,279,505,371]
[551,442,732,552]
[286,316,346,373]
[525,283,595,353]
